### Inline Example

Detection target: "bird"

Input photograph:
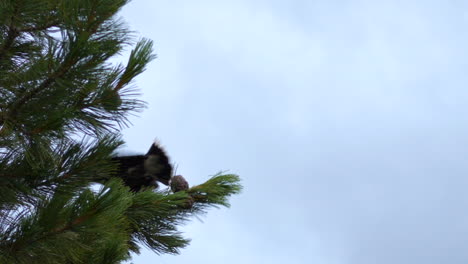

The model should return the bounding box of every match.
[111,142,173,192]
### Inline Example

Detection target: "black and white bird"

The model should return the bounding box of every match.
[111,142,173,192]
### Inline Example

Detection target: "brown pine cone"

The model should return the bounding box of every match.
[170,175,189,193]
[182,196,195,209]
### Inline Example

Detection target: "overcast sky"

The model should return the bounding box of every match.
[119,1,468,263]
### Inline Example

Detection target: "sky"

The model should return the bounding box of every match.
[118,1,468,263]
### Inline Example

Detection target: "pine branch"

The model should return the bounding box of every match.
[17,21,60,32]
[0,2,21,63]
[6,14,105,123]
[125,174,242,255]
[0,27,20,62]
[115,38,156,91]
[188,173,243,208]
[0,179,132,263]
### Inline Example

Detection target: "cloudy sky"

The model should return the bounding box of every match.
[119,1,468,263]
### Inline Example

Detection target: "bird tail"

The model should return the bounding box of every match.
[145,142,173,185]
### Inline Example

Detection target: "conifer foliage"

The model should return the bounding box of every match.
[0,0,242,263]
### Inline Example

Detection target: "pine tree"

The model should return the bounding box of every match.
[0,0,242,263]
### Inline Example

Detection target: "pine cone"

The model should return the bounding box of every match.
[182,196,195,209]
[170,175,189,193]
